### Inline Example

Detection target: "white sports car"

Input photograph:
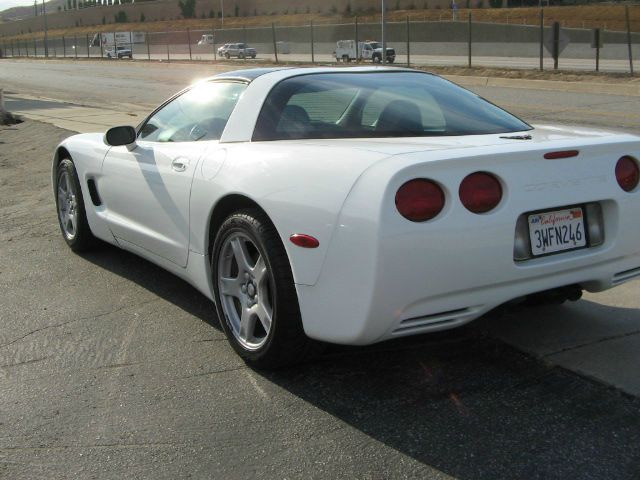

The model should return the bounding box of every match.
[53,67,640,368]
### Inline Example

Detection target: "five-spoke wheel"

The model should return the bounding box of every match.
[212,208,320,368]
[55,158,95,252]
[217,232,274,350]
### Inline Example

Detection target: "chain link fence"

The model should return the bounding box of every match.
[1,13,638,74]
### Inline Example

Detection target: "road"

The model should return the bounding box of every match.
[1,59,640,479]
[1,59,640,133]
[3,46,636,73]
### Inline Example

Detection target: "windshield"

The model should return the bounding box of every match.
[253,72,531,141]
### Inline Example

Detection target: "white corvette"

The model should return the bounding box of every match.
[53,67,640,367]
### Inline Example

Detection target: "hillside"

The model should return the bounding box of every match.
[1,0,66,22]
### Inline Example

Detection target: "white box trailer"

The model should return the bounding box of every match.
[91,32,146,48]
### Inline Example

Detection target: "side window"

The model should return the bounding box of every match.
[138,81,246,143]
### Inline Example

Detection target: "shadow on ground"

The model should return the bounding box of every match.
[82,243,640,480]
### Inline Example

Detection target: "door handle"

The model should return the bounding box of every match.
[171,158,189,172]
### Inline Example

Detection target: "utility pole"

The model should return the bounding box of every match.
[220,0,224,26]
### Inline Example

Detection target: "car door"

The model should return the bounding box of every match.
[99,80,248,267]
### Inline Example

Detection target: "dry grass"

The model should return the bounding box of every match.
[5,4,639,41]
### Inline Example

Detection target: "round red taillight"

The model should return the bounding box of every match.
[395,179,445,222]
[615,156,639,192]
[459,172,503,214]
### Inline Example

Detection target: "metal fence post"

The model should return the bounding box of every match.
[11,41,14,57]
[146,33,150,61]
[100,34,103,59]
[552,21,559,70]
[242,25,247,63]
[187,28,192,60]
[467,12,472,68]
[272,23,278,63]
[406,16,410,67]
[355,16,359,62]
[594,28,600,72]
[34,37,37,57]
[62,35,66,57]
[74,35,78,59]
[626,5,634,76]
[26,40,29,58]
[166,29,170,62]
[113,31,117,60]
[212,28,217,61]
[539,9,544,72]
[86,34,90,58]
[310,21,314,64]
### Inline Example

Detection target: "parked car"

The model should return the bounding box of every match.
[105,45,133,59]
[52,67,640,368]
[218,43,257,59]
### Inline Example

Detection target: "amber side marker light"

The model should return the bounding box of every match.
[544,150,580,160]
[616,156,640,192]
[290,234,320,248]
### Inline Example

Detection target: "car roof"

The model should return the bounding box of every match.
[211,66,415,83]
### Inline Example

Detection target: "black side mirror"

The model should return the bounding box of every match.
[104,125,137,147]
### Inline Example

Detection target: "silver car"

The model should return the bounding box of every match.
[219,43,257,59]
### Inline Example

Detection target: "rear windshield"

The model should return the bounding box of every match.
[253,72,531,141]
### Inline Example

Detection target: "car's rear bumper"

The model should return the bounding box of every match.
[295,135,640,345]
[297,250,640,345]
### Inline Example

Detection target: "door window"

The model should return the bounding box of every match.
[138,81,246,143]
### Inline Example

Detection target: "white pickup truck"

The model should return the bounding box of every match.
[334,40,396,63]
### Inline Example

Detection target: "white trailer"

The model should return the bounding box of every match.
[91,32,146,48]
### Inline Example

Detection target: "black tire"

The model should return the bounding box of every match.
[373,55,381,63]
[251,55,256,59]
[388,57,395,64]
[55,158,96,252]
[211,208,321,369]
[225,52,230,59]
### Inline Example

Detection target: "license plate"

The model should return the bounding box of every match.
[528,207,586,257]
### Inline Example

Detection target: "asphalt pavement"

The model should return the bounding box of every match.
[1,59,640,479]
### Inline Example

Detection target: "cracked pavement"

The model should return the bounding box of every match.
[1,64,640,479]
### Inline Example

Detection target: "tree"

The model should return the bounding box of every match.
[178,0,196,19]
[114,10,128,22]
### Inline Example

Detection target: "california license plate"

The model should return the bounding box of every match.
[528,207,586,257]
